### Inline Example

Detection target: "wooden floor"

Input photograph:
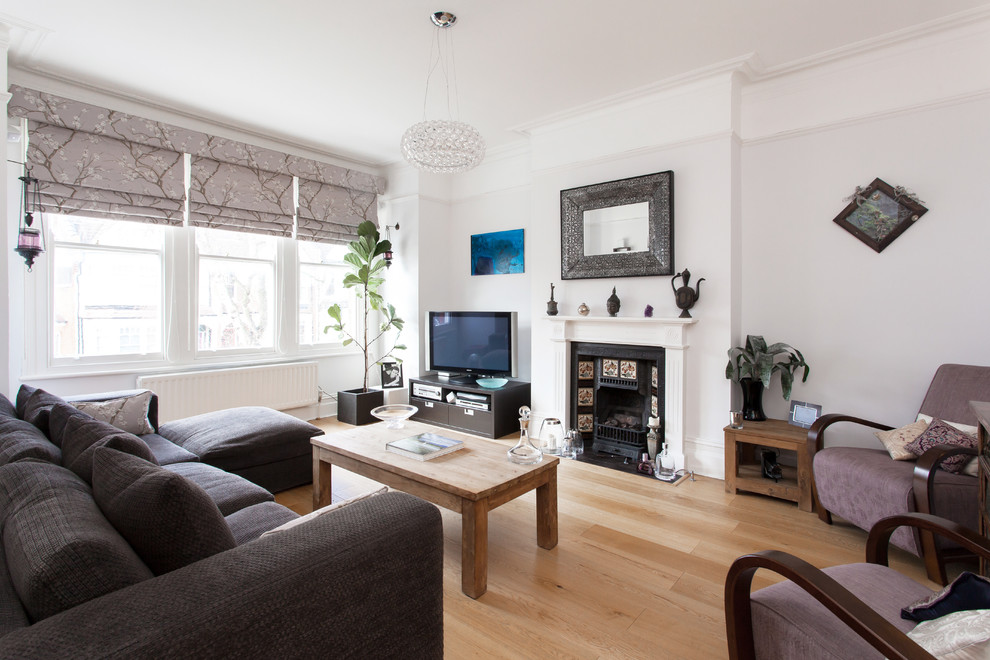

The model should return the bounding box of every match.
[277,418,941,660]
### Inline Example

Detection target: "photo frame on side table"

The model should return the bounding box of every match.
[380,362,404,389]
[788,400,822,429]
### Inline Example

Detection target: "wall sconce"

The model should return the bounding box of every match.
[383,222,399,268]
[15,168,45,271]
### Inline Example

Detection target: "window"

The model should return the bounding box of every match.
[196,229,277,353]
[50,215,164,360]
[298,241,351,346]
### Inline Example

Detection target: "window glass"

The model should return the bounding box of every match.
[51,216,164,359]
[298,242,351,345]
[196,229,276,352]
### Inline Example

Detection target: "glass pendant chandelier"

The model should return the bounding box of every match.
[400,11,485,174]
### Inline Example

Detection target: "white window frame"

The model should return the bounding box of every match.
[23,220,360,379]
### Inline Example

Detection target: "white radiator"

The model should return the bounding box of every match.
[137,362,319,422]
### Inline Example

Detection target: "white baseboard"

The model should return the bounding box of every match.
[684,435,725,480]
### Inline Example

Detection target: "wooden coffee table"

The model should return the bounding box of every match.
[311,420,559,599]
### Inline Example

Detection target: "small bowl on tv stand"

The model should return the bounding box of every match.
[476,377,508,389]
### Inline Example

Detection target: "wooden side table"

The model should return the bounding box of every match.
[724,418,815,512]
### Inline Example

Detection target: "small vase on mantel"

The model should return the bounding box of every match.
[739,378,767,421]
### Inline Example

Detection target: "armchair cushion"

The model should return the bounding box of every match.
[875,419,929,461]
[905,419,977,473]
[814,447,976,555]
[751,562,930,659]
[902,571,990,622]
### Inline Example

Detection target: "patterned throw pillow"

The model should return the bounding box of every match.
[875,419,929,461]
[904,419,978,473]
[71,391,155,436]
[903,572,990,622]
[907,610,990,657]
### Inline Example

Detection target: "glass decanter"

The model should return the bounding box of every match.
[507,406,543,465]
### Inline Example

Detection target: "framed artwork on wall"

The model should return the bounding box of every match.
[832,178,928,253]
[471,229,525,275]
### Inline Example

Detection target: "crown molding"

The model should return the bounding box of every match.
[754,4,990,80]
[512,53,764,139]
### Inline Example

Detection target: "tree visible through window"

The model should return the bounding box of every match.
[196,229,275,352]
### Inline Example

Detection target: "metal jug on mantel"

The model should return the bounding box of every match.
[537,417,564,456]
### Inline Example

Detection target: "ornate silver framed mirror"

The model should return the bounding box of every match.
[560,171,673,280]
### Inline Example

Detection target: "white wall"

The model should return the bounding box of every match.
[741,94,990,445]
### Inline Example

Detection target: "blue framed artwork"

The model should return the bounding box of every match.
[470,229,525,276]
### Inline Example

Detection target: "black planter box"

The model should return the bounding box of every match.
[337,388,385,426]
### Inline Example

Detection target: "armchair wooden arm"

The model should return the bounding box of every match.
[726,513,988,660]
[909,448,980,586]
[808,414,894,522]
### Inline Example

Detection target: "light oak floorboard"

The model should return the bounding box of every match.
[279,418,949,659]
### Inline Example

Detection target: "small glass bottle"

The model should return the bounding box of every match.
[637,452,655,475]
[507,406,543,465]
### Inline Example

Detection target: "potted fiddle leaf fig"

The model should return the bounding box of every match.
[725,335,809,421]
[325,221,405,425]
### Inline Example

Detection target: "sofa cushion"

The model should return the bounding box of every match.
[0,459,153,622]
[0,543,29,637]
[905,419,978,473]
[0,393,16,419]
[158,406,322,471]
[17,387,65,439]
[71,390,155,435]
[0,416,61,466]
[224,501,300,545]
[164,461,273,515]
[49,403,158,484]
[92,447,237,575]
[261,486,389,538]
[140,433,200,465]
[14,385,35,419]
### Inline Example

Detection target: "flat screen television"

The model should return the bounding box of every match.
[426,311,518,381]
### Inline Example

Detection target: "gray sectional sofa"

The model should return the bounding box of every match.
[0,386,444,659]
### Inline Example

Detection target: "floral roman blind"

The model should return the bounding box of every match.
[8,85,386,243]
[8,86,186,225]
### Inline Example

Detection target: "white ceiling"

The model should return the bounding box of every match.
[4,0,988,169]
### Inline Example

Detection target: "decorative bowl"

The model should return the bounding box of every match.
[476,377,508,389]
[370,404,419,429]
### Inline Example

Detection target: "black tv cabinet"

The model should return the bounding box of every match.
[408,374,531,439]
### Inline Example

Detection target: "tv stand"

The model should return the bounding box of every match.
[409,374,531,439]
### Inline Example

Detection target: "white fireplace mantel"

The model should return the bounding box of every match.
[545,316,698,469]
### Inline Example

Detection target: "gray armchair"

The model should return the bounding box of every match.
[811,363,990,584]
[725,513,990,660]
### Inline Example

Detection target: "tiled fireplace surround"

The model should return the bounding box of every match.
[546,316,697,470]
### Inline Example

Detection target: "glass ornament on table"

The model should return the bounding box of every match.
[507,406,543,465]
[537,417,564,456]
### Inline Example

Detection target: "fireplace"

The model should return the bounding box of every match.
[546,316,695,470]
[571,342,664,459]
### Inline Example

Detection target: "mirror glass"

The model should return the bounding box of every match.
[583,202,649,255]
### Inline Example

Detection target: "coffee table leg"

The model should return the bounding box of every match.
[461,499,488,599]
[536,468,558,549]
[313,448,332,510]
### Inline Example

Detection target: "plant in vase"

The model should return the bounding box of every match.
[725,335,809,421]
[325,221,406,425]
